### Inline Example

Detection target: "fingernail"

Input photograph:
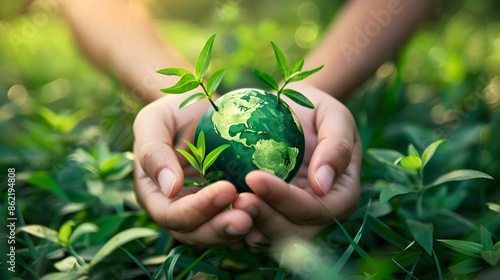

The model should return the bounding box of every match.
[157,169,177,197]
[225,226,248,236]
[314,165,335,195]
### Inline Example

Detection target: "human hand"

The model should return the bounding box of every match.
[133,95,253,248]
[232,82,362,247]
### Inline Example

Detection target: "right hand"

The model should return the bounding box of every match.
[132,95,253,248]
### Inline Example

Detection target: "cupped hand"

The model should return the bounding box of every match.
[232,82,362,246]
[133,95,252,248]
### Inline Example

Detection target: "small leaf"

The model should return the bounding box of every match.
[156,67,192,76]
[407,219,434,256]
[203,144,231,174]
[481,251,500,266]
[400,156,422,171]
[448,259,484,275]
[379,183,416,204]
[160,74,199,94]
[480,226,493,250]
[196,34,217,80]
[183,178,201,187]
[486,202,500,213]
[185,141,201,163]
[176,148,201,172]
[366,216,410,249]
[207,68,226,96]
[27,172,70,201]
[421,140,445,167]
[69,223,99,244]
[438,239,482,257]
[89,228,158,267]
[271,41,289,79]
[197,130,206,163]
[288,65,324,82]
[408,144,420,157]
[290,58,304,74]
[178,93,206,110]
[425,169,493,189]
[58,220,74,245]
[120,247,153,278]
[281,88,315,109]
[19,225,60,245]
[253,69,279,91]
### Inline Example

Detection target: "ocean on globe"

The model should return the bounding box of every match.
[194,88,305,193]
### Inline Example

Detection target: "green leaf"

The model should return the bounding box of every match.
[486,202,500,213]
[368,149,405,165]
[379,183,416,204]
[19,225,60,245]
[99,154,122,174]
[27,171,70,201]
[400,156,422,171]
[280,88,315,109]
[288,65,324,82]
[271,41,289,79]
[185,141,201,164]
[178,92,206,110]
[206,68,226,96]
[160,74,199,94]
[438,239,482,257]
[290,58,304,74]
[481,251,500,266]
[448,258,484,275]
[425,169,493,189]
[253,69,279,91]
[196,33,216,80]
[156,67,192,76]
[58,220,74,245]
[203,144,231,174]
[408,144,420,157]
[89,228,158,267]
[176,148,201,172]
[196,130,206,163]
[493,241,500,251]
[421,140,445,167]
[407,219,434,256]
[480,226,493,250]
[69,223,98,244]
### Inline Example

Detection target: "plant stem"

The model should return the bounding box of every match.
[200,82,219,112]
[276,80,289,108]
[416,170,424,219]
[67,245,87,268]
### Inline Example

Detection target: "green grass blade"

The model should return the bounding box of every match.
[157,67,192,76]
[280,88,315,109]
[179,92,206,110]
[167,245,187,280]
[253,69,279,91]
[203,144,230,174]
[207,68,226,96]
[160,73,199,94]
[196,34,216,80]
[120,246,153,278]
[421,140,445,167]
[271,41,289,79]
[425,169,493,189]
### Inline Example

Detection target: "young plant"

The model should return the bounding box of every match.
[176,131,230,187]
[157,34,225,111]
[253,42,324,109]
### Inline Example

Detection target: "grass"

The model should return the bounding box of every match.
[1,0,499,279]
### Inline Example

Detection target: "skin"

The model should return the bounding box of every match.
[62,0,434,248]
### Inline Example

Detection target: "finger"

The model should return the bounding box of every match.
[135,167,239,232]
[243,172,331,224]
[171,209,253,248]
[133,101,183,197]
[308,99,356,196]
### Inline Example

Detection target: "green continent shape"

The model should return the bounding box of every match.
[252,139,298,179]
[211,90,263,147]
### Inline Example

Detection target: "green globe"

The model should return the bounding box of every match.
[194,88,305,192]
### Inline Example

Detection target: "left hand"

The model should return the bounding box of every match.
[232,82,362,247]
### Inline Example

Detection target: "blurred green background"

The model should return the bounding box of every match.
[1,0,499,279]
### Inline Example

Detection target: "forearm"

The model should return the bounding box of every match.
[304,0,435,100]
[61,0,191,103]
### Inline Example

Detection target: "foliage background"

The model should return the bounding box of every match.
[0,0,499,279]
